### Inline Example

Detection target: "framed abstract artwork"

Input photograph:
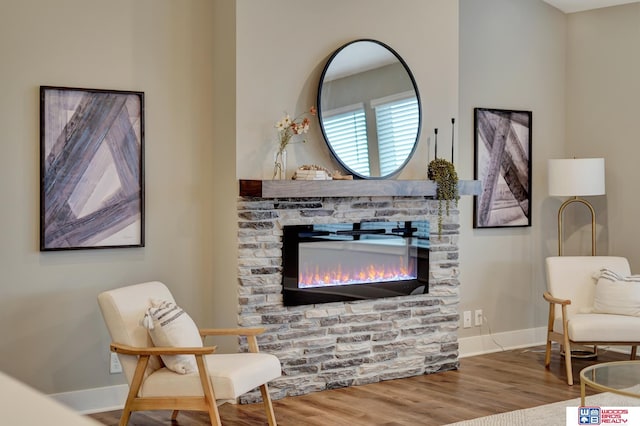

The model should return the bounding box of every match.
[40,86,145,250]
[473,108,532,228]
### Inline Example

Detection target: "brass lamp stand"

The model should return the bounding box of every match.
[557,196,597,256]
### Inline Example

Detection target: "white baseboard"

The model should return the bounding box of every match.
[50,384,128,415]
[458,326,548,358]
[46,326,554,415]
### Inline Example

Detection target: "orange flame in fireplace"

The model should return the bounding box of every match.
[298,259,416,288]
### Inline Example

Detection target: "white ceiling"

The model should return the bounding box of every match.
[543,0,640,13]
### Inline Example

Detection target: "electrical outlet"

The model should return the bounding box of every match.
[475,309,483,326]
[110,352,122,374]
[463,310,472,328]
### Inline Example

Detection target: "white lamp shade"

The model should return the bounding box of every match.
[548,158,605,196]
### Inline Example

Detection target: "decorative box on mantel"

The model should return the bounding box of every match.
[235,178,480,403]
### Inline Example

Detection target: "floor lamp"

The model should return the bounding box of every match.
[548,158,605,256]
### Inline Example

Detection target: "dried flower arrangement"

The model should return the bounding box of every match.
[273,106,316,179]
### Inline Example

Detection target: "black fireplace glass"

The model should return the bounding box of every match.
[282,220,429,306]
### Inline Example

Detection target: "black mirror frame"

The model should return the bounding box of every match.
[317,39,422,179]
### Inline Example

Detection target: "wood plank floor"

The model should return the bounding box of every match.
[88,344,631,425]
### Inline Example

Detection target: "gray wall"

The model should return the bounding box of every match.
[0,0,221,394]
[234,0,459,181]
[566,4,640,266]
[458,0,565,338]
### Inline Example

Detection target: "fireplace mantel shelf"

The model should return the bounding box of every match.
[239,179,482,198]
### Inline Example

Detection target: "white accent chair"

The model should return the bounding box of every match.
[98,281,281,425]
[544,256,640,385]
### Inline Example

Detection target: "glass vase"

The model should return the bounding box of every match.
[273,148,287,180]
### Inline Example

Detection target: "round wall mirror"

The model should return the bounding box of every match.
[317,39,422,179]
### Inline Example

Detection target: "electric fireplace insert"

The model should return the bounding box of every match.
[282,220,429,306]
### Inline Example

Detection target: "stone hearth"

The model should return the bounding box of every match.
[236,192,461,403]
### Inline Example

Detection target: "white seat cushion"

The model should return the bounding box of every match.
[140,353,281,400]
[554,313,640,342]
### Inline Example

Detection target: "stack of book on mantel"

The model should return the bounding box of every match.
[293,168,332,180]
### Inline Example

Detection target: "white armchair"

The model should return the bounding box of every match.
[544,256,640,385]
[98,281,281,425]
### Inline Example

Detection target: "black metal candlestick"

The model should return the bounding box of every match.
[434,128,438,159]
[451,118,455,164]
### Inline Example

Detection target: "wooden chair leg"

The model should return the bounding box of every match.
[544,303,554,368]
[171,410,179,421]
[561,305,573,385]
[195,355,222,426]
[119,409,132,426]
[260,383,277,426]
[562,334,573,385]
[120,355,150,426]
[631,345,637,360]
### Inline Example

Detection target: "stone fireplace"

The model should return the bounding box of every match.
[236,180,473,403]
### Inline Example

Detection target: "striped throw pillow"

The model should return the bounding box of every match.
[141,300,203,374]
[593,268,640,317]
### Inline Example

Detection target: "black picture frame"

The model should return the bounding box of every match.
[40,86,145,250]
[473,107,532,229]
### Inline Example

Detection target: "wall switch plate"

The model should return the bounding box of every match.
[463,310,472,328]
[475,309,483,326]
[110,352,122,374]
